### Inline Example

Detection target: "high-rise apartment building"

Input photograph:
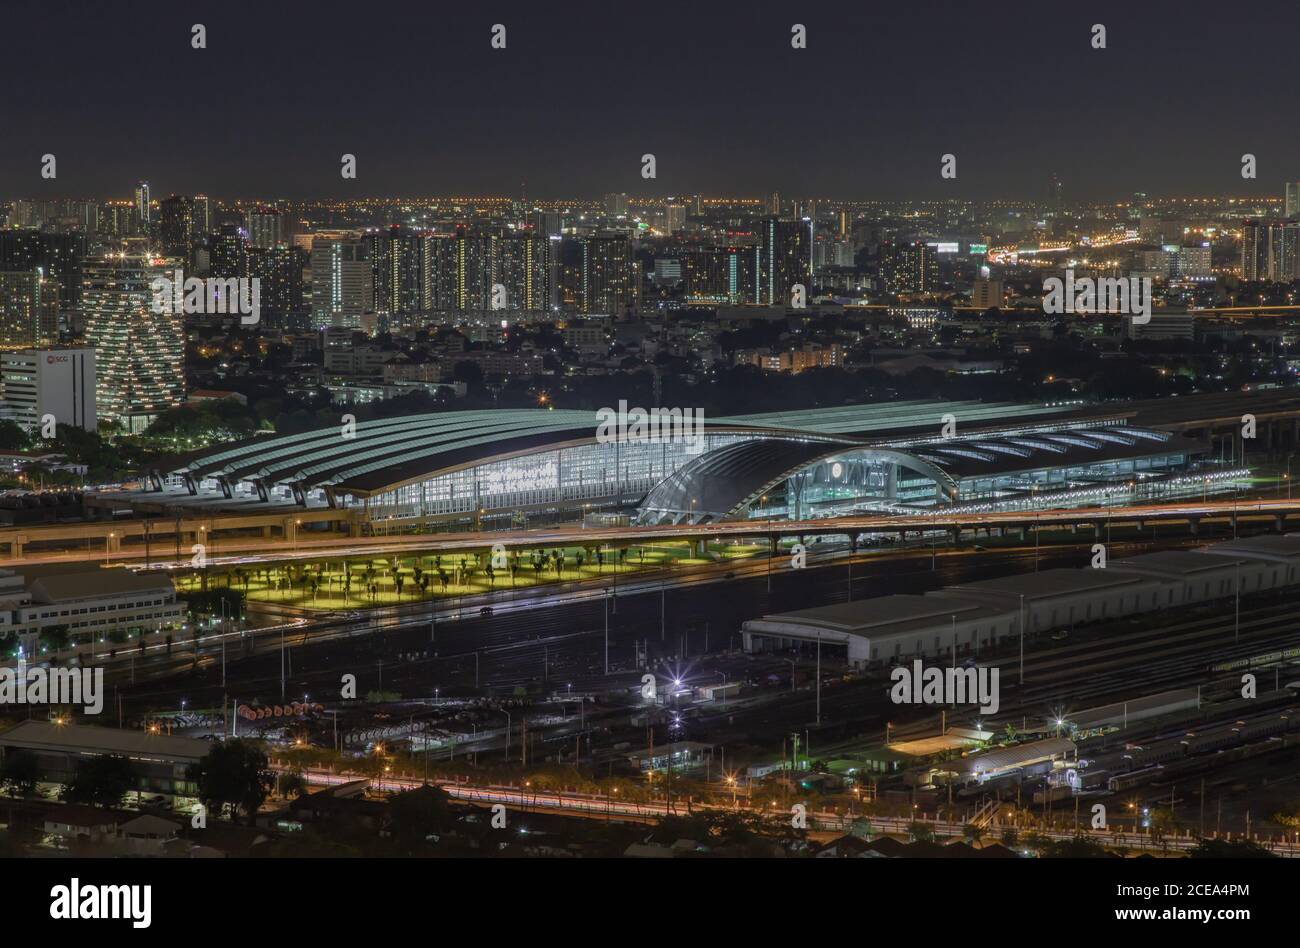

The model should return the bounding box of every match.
[0,271,60,348]
[1286,183,1300,219]
[581,234,637,316]
[758,218,813,305]
[246,207,284,250]
[159,195,194,261]
[82,255,185,432]
[881,241,940,295]
[134,182,151,232]
[0,230,86,308]
[310,236,374,326]
[1241,219,1299,281]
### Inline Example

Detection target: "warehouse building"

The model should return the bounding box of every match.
[0,720,208,799]
[742,535,1300,667]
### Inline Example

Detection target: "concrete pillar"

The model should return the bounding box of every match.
[1189,516,1200,536]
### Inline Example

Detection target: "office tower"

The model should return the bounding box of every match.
[757,217,813,305]
[191,195,212,235]
[82,255,185,432]
[247,245,306,320]
[971,277,1004,310]
[135,182,151,231]
[1241,219,1299,281]
[838,209,849,238]
[0,347,95,431]
[0,271,60,348]
[581,233,637,315]
[310,236,373,325]
[768,192,782,216]
[159,195,195,261]
[603,193,629,218]
[210,223,249,278]
[881,241,940,295]
[1287,183,1300,219]
[0,230,87,308]
[246,206,284,250]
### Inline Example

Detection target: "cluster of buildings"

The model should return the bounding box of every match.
[8,182,1300,441]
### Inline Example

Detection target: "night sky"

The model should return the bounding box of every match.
[3,0,1298,201]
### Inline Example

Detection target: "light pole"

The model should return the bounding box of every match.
[604,587,610,675]
[1018,593,1025,685]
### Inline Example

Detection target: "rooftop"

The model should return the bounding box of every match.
[0,720,210,763]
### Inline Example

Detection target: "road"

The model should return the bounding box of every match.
[14,493,1291,571]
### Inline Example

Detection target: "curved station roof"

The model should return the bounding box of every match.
[169,400,1093,497]
[160,398,1204,519]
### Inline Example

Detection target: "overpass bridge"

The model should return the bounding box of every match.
[9,496,1300,570]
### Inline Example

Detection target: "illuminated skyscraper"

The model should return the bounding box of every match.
[0,270,60,348]
[0,230,86,307]
[684,246,758,304]
[1241,219,1299,281]
[211,223,249,278]
[191,195,212,235]
[581,234,637,316]
[881,241,940,295]
[310,236,373,326]
[159,195,194,261]
[135,182,151,232]
[757,218,813,304]
[82,254,185,432]
[246,206,284,250]
[490,232,552,311]
[1285,183,1300,219]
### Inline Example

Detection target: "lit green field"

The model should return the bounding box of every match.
[178,541,770,610]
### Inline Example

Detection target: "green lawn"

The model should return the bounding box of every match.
[179,541,769,610]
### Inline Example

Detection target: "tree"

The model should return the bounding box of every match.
[962,824,984,847]
[63,754,135,807]
[39,625,71,653]
[387,784,453,851]
[187,739,275,824]
[0,750,40,797]
[279,772,307,800]
[1189,837,1278,858]
[1041,835,1110,858]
